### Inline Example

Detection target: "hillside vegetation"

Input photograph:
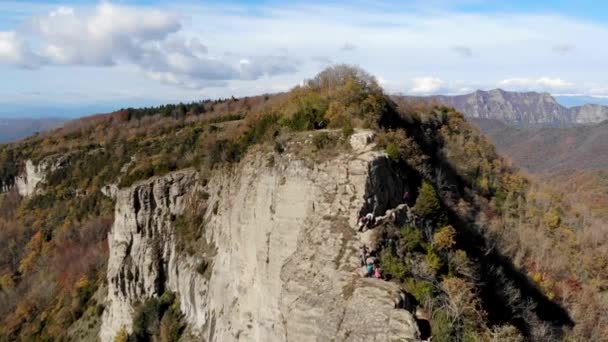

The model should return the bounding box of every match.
[471,118,608,221]
[0,66,606,341]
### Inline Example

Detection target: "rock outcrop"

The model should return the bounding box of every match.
[15,160,48,197]
[573,103,608,124]
[0,155,68,197]
[100,132,420,342]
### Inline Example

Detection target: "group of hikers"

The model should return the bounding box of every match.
[355,190,432,341]
[359,244,383,279]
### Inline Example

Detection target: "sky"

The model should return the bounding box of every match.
[1,0,608,117]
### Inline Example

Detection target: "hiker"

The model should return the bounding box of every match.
[373,264,383,279]
[366,262,374,277]
[358,212,375,232]
[360,245,369,266]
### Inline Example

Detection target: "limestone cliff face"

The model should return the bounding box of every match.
[100,132,420,342]
[15,160,48,197]
[1,155,68,196]
[573,103,608,124]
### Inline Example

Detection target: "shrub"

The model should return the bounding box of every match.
[425,247,443,273]
[414,181,442,219]
[282,91,328,131]
[379,249,408,281]
[433,225,456,251]
[131,292,183,342]
[544,209,561,229]
[403,278,433,302]
[341,122,355,138]
[386,143,400,161]
[400,225,423,252]
[431,309,453,342]
[158,302,185,342]
[114,327,128,342]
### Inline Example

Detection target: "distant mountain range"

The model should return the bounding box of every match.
[470,118,608,172]
[402,89,608,126]
[0,118,66,143]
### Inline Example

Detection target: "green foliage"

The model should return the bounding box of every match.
[282,91,328,131]
[430,309,453,342]
[132,292,183,342]
[159,307,185,342]
[386,143,400,161]
[425,247,443,273]
[403,278,433,302]
[400,225,423,252]
[173,195,207,255]
[414,181,443,219]
[244,114,280,145]
[341,122,355,138]
[379,249,408,281]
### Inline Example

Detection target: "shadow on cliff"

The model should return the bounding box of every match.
[378,106,575,338]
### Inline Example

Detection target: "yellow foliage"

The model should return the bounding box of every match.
[18,250,39,275]
[75,276,89,290]
[0,274,14,291]
[544,209,561,229]
[433,225,456,250]
[114,326,129,342]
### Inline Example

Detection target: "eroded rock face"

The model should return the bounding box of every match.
[100,137,420,342]
[13,156,68,197]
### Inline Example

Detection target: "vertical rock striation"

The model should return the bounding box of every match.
[100,132,421,342]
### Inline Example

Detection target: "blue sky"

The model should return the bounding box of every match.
[1,0,608,117]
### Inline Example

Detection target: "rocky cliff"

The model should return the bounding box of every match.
[100,132,421,342]
[403,89,608,126]
[0,155,67,196]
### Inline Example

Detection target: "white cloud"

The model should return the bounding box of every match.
[0,3,299,90]
[0,31,41,68]
[3,1,608,102]
[498,77,574,92]
[411,77,445,94]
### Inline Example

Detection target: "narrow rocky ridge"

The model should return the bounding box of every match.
[100,132,422,341]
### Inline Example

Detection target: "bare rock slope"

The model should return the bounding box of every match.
[100,132,421,342]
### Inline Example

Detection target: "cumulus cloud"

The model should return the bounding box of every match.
[339,42,357,51]
[239,55,299,80]
[451,45,473,58]
[498,77,574,92]
[0,3,299,89]
[0,31,42,68]
[410,77,445,94]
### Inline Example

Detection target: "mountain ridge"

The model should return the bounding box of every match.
[401,89,608,126]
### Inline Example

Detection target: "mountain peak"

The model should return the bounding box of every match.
[404,89,607,126]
